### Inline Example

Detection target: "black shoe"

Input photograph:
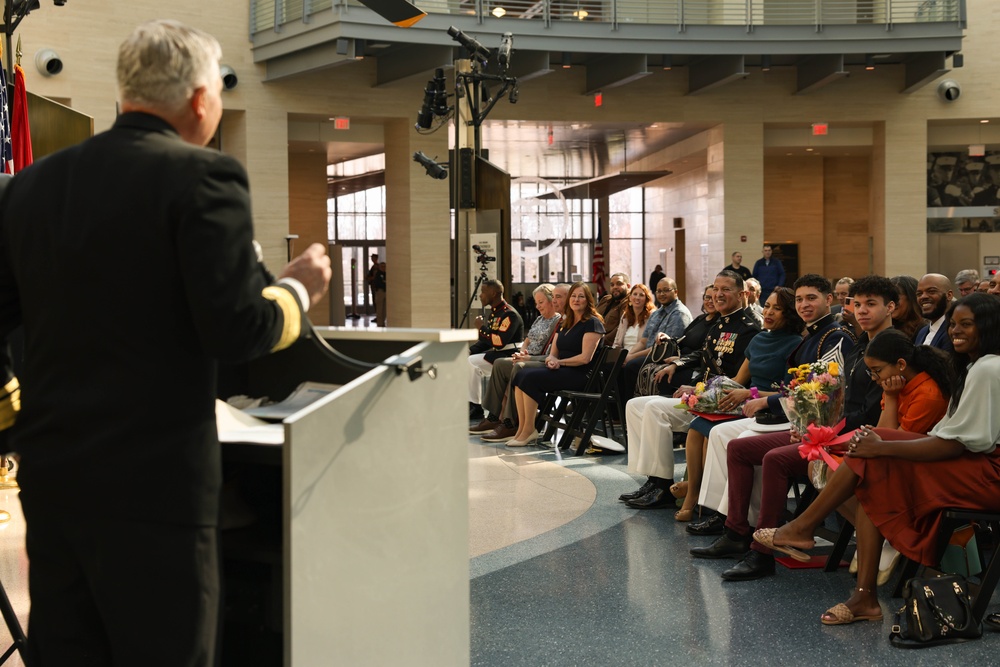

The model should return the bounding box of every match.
[690,534,751,560]
[721,550,776,581]
[686,514,725,536]
[619,479,656,502]
[625,488,674,509]
[469,403,484,420]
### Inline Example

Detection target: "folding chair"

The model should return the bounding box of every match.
[891,508,1000,625]
[0,577,27,665]
[536,347,627,455]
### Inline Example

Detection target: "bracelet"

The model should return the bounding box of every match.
[750,387,760,399]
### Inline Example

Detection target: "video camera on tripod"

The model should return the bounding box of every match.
[472,244,495,278]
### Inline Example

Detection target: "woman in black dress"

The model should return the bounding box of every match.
[508,282,606,446]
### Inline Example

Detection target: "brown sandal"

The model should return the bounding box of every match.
[669,481,688,499]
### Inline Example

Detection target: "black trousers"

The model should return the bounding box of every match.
[21,499,220,667]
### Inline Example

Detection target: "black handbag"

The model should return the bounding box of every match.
[889,573,982,648]
[633,335,682,397]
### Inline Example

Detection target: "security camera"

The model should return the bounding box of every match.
[220,65,238,91]
[34,48,62,76]
[938,79,961,102]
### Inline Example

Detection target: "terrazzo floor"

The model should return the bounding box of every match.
[468,434,1000,667]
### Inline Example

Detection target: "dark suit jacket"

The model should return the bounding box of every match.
[0,112,304,526]
[914,322,953,353]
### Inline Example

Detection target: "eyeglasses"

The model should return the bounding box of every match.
[656,288,675,294]
[867,364,889,382]
[702,294,714,300]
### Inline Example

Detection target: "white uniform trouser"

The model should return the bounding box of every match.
[468,354,493,404]
[698,417,788,525]
[625,395,694,481]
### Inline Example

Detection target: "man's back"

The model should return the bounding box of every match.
[0,113,285,524]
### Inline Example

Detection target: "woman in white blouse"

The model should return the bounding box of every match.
[615,283,655,364]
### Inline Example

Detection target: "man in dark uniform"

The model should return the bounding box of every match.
[621,270,761,509]
[469,279,524,419]
[0,20,332,666]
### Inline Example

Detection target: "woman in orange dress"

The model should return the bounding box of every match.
[754,293,1000,625]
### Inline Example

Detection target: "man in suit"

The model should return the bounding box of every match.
[0,20,331,666]
[915,273,954,352]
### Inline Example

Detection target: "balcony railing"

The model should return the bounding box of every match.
[251,0,963,34]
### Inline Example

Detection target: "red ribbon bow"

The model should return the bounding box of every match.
[796,418,852,471]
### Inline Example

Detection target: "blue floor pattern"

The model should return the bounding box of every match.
[469,442,1000,667]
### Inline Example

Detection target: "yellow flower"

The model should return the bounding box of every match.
[828,362,840,376]
[695,382,706,393]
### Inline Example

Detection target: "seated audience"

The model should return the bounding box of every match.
[914,273,954,352]
[619,271,760,509]
[597,273,630,346]
[889,275,925,341]
[690,275,893,581]
[618,277,693,395]
[745,278,764,321]
[979,279,992,293]
[831,277,854,316]
[757,293,1000,625]
[614,283,656,362]
[508,282,605,447]
[471,283,564,439]
[672,287,804,522]
[468,279,524,419]
[954,268,981,297]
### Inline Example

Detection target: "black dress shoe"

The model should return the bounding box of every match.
[625,488,674,509]
[619,479,656,502]
[690,534,751,560]
[686,514,725,535]
[721,550,776,581]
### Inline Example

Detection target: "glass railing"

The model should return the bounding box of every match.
[252,0,962,35]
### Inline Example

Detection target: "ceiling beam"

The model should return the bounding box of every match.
[507,50,553,82]
[902,51,949,94]
[584,54,650,95]
[687,55,746,95]
[795,54,848,94]
[375,45,455,87]
[264,42,358,81]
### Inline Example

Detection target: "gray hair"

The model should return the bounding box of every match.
[117,20,222,115]
[532,283,555,301]
[954,269,981,285]
[746,278,761,292]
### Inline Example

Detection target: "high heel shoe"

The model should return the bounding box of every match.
[669,481,688,499]
[674,508,695,522]
[506,430,539,448]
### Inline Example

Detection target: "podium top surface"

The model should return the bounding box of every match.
[314,326,477,343]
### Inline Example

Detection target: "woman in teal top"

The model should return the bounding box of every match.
[671,287,804,521]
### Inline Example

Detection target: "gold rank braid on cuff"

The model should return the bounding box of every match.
[262,285,303,352]
[0,376,20,431]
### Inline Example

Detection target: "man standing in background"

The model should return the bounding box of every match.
[752,244,786,303]
[723,251,752,282]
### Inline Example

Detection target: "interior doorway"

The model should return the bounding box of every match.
[341,243,384,324]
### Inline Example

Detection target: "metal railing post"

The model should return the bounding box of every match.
[303,0,312,24]
[274,0,284,33]
[679,0,686,32]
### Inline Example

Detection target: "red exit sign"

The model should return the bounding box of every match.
[333,117,351,130]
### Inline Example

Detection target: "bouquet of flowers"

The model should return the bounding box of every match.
[674,375,746,416]
[781,361,850,485]
[780,361,845,434]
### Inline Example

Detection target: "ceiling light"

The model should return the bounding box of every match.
[761,55,771,72]
[561,52,572,69]
[572,9,588,19]
[491,6,506,17]
[662,55,672,71]
[865,54,875,71]
[981,119,990,124]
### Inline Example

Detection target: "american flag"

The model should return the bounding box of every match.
[591,229,606,297]
[12,64,31,172]
[0,52,11,174]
